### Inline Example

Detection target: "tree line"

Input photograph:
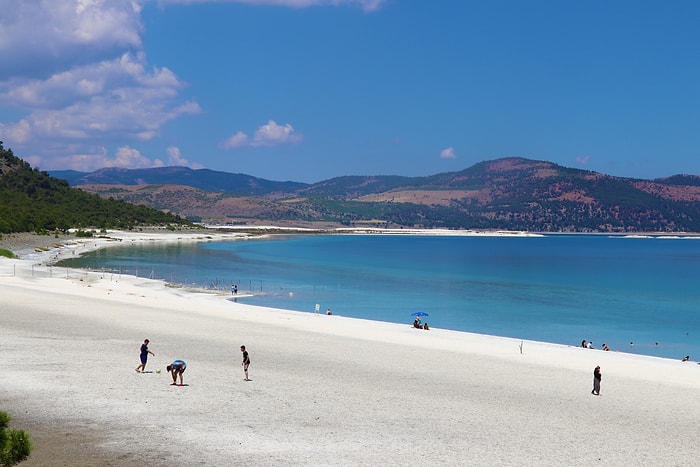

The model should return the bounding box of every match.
[0,143,192,234]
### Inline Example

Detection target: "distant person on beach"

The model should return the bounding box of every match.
[581,340,587,348]
[587,341,594,349]
[592,366,602,395]
[413,318,422,329]
[241,345,251,381]
[167,360,187,385]
[423,322,429,330]
[602,344,610,351]
[135,339,154,373]
[326,308,332,315]
[231,284,238,295]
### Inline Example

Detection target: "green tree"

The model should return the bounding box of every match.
[0,411,32,466]
[0,145,192,234]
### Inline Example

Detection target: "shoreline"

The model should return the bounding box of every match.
[2,227,697,363]
[2,228,700,465]
[3,226,700,264]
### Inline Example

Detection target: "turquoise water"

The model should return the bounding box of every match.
[59,234,700,359]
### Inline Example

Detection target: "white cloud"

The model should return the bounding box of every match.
[0,119,31,144]
[576,155,591,165]
[0,0,144,80]
[0,52,201,150]
[220,121,303,150]
[440,147,457,159]
[166,146,185,165]
[157,0,385,13]
[26,144,205,171]
[27,145,160,171]
[219,131,249,150]
[252,120,303,147]
[165,145,202,167]
[113,145,159,167]
[0,1,200,169]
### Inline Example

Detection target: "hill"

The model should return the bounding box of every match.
[0,143,192,233]
[52,157,700,232]
[50,166,307,196]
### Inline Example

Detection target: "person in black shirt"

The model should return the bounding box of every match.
[241,345,251,381]
[592,366,601,395]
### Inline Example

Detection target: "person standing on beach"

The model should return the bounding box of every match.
[135,339,154,373]
[592,366,602,395]
[167,360,187,386]
[241,345,251,381]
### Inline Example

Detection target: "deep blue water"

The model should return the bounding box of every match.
[59,234,700,359]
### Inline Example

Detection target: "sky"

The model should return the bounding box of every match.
[0,1,699,183]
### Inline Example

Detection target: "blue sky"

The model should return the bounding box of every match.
[1,1,698,183]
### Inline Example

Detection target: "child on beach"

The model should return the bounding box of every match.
[592,366,602,395]
[135,339,154,373]
[241,345,251,381]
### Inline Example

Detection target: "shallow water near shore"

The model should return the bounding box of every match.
[59,233,700,360]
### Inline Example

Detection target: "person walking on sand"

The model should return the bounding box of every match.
[241,345,251,381]
[592,365,602,395]
[167,360,187,386]
[135,339,154,373]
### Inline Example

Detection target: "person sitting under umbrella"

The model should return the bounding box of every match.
[412,312,428,329]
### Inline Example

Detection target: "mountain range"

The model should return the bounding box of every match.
[50,157,700,232]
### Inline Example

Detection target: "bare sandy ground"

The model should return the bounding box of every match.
[1,231,700,466]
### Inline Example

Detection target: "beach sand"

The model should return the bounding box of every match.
[1,231,700,466]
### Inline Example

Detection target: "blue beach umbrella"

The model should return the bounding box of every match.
[411,312,429,317]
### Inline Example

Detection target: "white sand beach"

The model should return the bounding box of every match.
[1,230,700,466]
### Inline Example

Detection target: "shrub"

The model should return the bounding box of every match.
[0,248,16,259]
[74,230,94,238]
[0,411,33,466]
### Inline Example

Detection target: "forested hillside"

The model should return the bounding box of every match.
[67,157,700,233]
[0,143,191,233]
